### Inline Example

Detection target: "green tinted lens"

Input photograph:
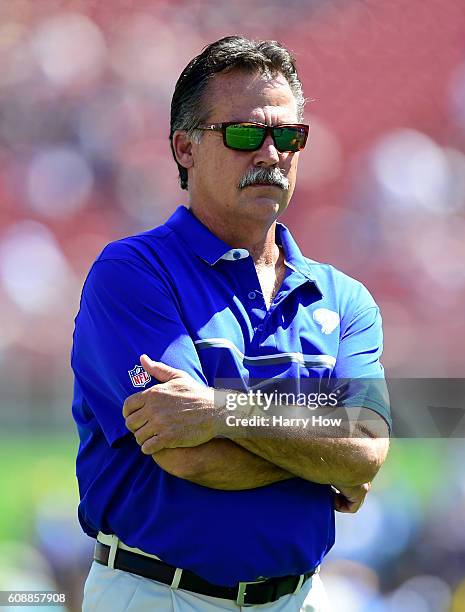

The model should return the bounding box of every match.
[225,124,265,150]
[274,127,306,152]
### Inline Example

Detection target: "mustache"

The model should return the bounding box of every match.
[238,167,289,191]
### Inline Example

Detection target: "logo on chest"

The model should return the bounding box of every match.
[312,308,340,334]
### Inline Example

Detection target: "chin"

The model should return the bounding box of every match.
[243,197,284,219]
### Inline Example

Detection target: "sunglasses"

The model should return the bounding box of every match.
[195,122,309,153]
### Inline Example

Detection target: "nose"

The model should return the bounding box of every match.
[252,133,280,167]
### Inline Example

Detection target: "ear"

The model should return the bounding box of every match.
[172,130,195,170]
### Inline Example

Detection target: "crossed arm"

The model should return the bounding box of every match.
[153,439,293,490]
[123,356,389,512]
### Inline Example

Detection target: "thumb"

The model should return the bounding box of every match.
[140,354,183,383]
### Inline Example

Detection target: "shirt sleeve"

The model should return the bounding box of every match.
[332,285,391,431]
[71,256,208,447]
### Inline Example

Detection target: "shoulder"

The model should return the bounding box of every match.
[96,225,174,269]
[304,258,380,329]
[81,224,177,302]
[306,259,377,307]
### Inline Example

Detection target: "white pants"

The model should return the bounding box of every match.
[83,561,331,611]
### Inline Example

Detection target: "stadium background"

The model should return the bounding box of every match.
[0,1,464,610]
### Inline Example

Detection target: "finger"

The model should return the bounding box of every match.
[133,421,157,446]
[141,434,165,454]
[123,391,147,417]
[334,494,358,513]
[125,410,149,433]
[334,494,350,513]
[140,354,184,382]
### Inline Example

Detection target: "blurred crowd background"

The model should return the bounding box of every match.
[1,0,465,610]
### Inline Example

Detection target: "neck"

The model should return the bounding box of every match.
[189,205,280,266]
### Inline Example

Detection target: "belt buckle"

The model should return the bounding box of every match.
[236,578,267,607]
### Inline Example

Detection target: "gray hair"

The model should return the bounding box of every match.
[170,36,306,190]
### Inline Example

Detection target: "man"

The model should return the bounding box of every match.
[72,36,391,611]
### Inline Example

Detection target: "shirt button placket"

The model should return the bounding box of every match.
[247,291,264,333]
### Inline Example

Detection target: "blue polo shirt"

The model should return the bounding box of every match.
[71,205,390,586]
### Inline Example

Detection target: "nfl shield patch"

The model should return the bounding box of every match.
[128,365,151,388]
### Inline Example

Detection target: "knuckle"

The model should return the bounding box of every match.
[125,413,139,430]
[142,439,158,454]
[125,417,135,431]
[123,394,141,416]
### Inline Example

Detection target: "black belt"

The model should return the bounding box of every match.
[94,541,316,606]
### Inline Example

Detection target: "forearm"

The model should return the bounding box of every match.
[232,429,388,487]
[221,402,390,487]
[151,438,294,490]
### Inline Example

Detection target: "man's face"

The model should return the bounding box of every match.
[187,70,302,228]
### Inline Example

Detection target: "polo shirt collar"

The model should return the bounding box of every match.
[276,222,319,285]
[165,206,239,265]
[165,206,320,289]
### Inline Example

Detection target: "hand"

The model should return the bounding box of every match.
[332,482,371,513]
[123,355,217,453]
